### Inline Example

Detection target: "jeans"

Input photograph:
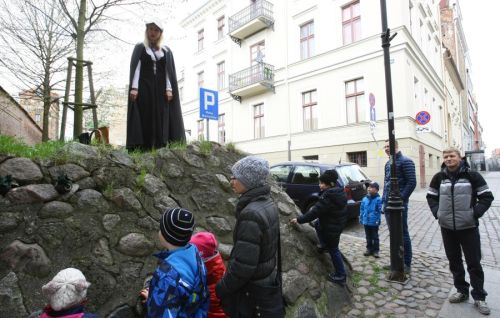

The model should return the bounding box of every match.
[364,225,380,253]
[385,202,412,268]
[314,221,346,277]
[441,227,487,301]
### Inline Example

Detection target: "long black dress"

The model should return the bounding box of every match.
[126,43,185,151]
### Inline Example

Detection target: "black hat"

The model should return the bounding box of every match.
[319,169,338,186]
[160,208,195,246]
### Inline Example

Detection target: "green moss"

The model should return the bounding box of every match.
[168,141,187,150]
[136,168,147,188]
[198,140,212,157]
[351,272,362,288]
[104,181,115,198]
[225,142,240,154]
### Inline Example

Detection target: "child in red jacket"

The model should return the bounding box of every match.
[190,232,228,318]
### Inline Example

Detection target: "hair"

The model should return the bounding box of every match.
[442,147,461,156]
[384,139,399,147]
[143,28,164,49]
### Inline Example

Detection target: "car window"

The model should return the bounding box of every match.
[291,165,320,184]
[336,165,368,184]
[270,165,293,182]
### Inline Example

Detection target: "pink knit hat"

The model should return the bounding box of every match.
[190,232,218,259]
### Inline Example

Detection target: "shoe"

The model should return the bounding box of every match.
[363,250,371,256]
[404,265,411,275]
[449,292,469,303]
[474,300,490,315]
[372,251,380,258]
[327,273,346,285]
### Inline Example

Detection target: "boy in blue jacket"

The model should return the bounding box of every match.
[359,182,382,258]
[140,208,209,318]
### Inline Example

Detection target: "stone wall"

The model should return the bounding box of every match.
[0,86,42,145]
[0,142,351,317]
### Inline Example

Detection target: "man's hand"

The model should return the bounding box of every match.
[165,90,173,102]
[139,288,149,303]
[289,218,298,225]
[130,89,138,101]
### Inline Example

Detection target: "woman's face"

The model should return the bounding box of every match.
[230,176,247,194]
[146,24,162,44]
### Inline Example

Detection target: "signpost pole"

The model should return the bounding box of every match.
[206,119,209,141]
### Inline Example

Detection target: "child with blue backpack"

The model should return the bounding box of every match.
[359,182,383,258]
[139,208,209,318]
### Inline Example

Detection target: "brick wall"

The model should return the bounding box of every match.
[0,87,42,145]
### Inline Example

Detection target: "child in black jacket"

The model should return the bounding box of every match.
[290,169,348,284]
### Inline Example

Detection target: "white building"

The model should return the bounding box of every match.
[180,0,448,188]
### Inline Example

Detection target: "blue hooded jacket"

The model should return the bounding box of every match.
[359,193,382,226]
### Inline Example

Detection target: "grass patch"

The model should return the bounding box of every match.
[198,140,212,157]
[104,181,115,198]
[168,141,187,150]
[136,168,147,188]
[225,142,240,153]
[351,272,362,288]
[0,135,66,159]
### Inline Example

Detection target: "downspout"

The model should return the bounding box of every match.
[285,0,291,161]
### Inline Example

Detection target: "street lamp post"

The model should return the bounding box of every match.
[380,0,406,282]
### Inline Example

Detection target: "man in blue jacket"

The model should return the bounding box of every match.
[426,148,493,315]
[382,140,416,274]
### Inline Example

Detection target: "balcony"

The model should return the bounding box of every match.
[229,63,275,102]
[228,0,274,45]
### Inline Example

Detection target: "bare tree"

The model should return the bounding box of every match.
[0,0,74,141]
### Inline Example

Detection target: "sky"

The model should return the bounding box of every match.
[0,0,498,155]
[458,1,500,156]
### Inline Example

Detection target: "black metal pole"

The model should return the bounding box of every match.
[380,0,406,282]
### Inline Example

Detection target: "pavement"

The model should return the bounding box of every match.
[339,171,500,317]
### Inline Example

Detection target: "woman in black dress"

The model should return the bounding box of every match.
[126,21,185,151]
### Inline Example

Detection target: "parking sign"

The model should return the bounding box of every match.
[199,88,218,120]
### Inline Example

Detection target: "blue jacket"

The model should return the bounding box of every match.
[359,193,382,226]
[147,244,209,318]
[382,151,417,204]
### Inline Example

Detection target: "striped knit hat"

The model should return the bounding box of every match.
[160,208,195,246]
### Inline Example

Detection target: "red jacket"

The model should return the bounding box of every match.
[204,252,228,318]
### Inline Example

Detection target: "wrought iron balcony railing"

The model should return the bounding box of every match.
[228,0,274,42]
[229,63,274,101]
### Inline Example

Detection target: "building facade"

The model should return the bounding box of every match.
[179,0,472,187]
[18,89,60,140]
[0,86,42,145]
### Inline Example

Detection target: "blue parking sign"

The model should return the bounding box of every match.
[199,88,218,120]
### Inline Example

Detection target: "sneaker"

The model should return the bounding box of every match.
[372,251,380,258]
[449,292,469,303]
[474,300,490,315]
[327,273,346,285]
[363,250,371,256]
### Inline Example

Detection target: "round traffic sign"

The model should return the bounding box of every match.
[415,111,431,125]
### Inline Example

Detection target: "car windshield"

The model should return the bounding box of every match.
[336,165,368,184]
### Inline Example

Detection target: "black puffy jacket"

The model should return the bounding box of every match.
[297,186,347,248]
[216,185,280,296]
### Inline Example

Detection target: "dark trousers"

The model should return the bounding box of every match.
[384,202,412,267]
[314,221,346,277]
[364,225,380,253]
[441,227,487,301]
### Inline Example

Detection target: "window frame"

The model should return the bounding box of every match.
[217,16,225,40]
[217,61,225,90]
[197,71,204,89]
[197,119,204,140]
[253,103,265,139]
[342,1,361,45]
[198,29,204,51]
[346,151,368,167]
[218,113,225,145]
[300,20,314,60]
[345,77,365,124]
[302,89,318,131]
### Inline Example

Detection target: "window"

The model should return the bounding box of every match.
[217,61,225,90]
[35,113,41,123]
[218,113,225,144]
[198,29,204,51]
[347,151,367,167]
[345,78,365,124]
[342,1,361,45]
[291,165,320,185]
[270,165,293,183]
[300,21,314,59]
[253,103,264,139]
[197,71,204,88]
[179,86,184,102]
[303,155,319,161]
[250,41,265,65]
[197,120,204,140]
[302,90,318,131]
[429,153,433,168]
[217,16,225,40]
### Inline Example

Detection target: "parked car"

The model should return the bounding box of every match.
[270,162,371,220]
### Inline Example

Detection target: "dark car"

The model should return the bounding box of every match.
[270,162,371,220]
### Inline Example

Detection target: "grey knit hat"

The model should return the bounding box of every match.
[231,156,269,190]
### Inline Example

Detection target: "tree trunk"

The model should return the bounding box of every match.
[73,0,86,139]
